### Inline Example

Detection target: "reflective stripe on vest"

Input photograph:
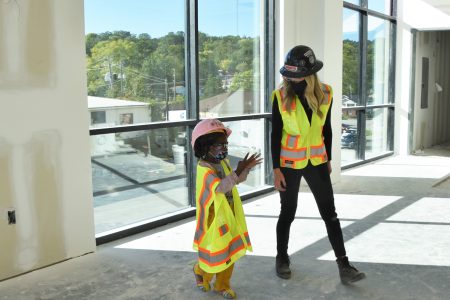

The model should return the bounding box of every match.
[198,235,244,266]
[193,171,219,245]
[280,146,307,161]
[310,143,326,158]
[285,134,299,148]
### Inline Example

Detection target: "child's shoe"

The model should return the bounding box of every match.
[193,265,211,292]
[215,288,236,299]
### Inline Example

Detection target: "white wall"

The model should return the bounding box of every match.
[403,0,450,30]
[395,0,450,154]
[0,0,95,280]
[278,0,343,181]
[412,31,450,150]
[395,0,415,155]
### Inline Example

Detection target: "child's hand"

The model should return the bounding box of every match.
[235,152,263,176]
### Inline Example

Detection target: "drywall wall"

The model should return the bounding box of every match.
[0,0,95,280]
[412,30,450,151]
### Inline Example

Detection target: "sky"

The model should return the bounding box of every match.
[343,8,388,41]
[84,0,260,37]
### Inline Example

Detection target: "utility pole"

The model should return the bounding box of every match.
[165,78,168,121]
[173,68,176,101]
[120,60,124,96]
[107,57,113,90]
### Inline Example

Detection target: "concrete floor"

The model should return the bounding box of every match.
[1,144,450,300]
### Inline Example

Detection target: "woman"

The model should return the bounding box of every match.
[271,45,365,284]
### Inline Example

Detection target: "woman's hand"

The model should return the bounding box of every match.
[273,168,286,191]
[235,153,262,176]
[327,161,332,174]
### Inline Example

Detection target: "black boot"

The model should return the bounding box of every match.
[275,255,291,279]
[336,256,366,284]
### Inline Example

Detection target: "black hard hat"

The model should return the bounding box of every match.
[279,45,323,78]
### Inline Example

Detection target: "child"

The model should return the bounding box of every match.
[191,119,262,299]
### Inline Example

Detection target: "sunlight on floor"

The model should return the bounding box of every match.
[343,155,450,179]
[319,196,450,266]
[115,154,450,268]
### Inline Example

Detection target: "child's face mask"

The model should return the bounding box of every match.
[209,142,228,161]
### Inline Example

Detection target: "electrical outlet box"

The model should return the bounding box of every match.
[8,210,16,225]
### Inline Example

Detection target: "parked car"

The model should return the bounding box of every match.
[341,130,357,149]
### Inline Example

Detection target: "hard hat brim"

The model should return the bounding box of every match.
[279,60,323,78]
[191,125,232,149]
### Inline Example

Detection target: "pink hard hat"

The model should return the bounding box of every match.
[191,119,232,149]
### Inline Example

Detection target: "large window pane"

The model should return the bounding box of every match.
[365,108,390,159]
[198,0,262,117]
[223,119,269,193]
[345,0,360,6]
[368,0,391,15]
[85,0,186,124]
[343,8,361,106]
[367,16,391,105]
[91,127,189,234]
[341,109,360,165]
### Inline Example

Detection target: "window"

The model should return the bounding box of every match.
[85,0,185,124]
[342,7,362,165]
[91,111,106,125]
[120,113,133,125]
[368,0,391,15]
[367,16,392,106]
[85,0,273,238]
[198,0,262,117]
[342,1,396,167]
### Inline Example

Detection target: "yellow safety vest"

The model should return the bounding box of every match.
[271,84,333,169]
[193,159,252,273]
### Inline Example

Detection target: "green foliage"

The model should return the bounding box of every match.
[86,30,259,107]
[203,75,224,98]
[230,70,254,92]
[343,39,375,101]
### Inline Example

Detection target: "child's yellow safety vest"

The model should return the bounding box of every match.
[271,83,333,169]
[193,159,252,273]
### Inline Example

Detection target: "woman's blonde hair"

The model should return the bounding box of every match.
[281,73,325,119]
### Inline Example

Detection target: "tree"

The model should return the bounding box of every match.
[230,70,253,92]
[203,75,224,98]
[342,39,359,99]
[87,39,138,98]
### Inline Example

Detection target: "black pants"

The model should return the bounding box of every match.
[276,162,346,258]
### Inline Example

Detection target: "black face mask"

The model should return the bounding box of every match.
[209,150,228,161]
[290,80,307,94]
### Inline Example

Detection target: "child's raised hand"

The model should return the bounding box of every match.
[236,152,263,176]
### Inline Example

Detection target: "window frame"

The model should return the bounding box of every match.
[342,0,397,168]
[90,0,276,244]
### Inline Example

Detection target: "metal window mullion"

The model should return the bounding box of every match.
[391,0,397,18]
[361,0,368,9]
[265,0,275,112]
[186,0,199,207]
[387,107,395,151]
[388,21,396,152]
[367,9,396,21]
[358,11,368,160]
[186,0,199,121]
[388,22,396,105]
[265,0,275,185]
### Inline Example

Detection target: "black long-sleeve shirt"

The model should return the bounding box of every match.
[271,89,333,169]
